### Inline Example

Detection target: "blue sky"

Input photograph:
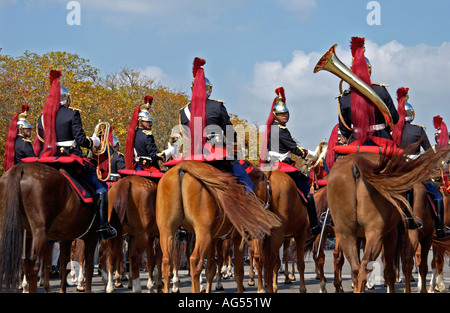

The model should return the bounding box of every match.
[1,0,450,149]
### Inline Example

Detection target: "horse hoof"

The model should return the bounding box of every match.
[76,286,85,292]
[216,285,224,291]
[284,278,292,284]
[248,279,255,286]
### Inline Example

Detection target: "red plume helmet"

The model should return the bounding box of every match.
[189,57,207,157]
[434,115,449,149]
[350,37,374,144]
[260,87,285,163]
[391,87,409,146]
[125,95,153,169]
[42,70,62,156]
[4,105,31,171]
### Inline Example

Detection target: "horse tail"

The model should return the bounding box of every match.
[354,145,450,220]
[0,165,25,292]
[178,161,281,243]
[173,239,187,271]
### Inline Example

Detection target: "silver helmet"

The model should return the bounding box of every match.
[60,86,71,106]
[405,103,415,122]
[138,110,154,122]
[17,112,33,129]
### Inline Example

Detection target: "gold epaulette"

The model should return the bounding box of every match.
[21,137,33,143]
[277,124,287,129]
[69,107,82,112]
[413,123,426,130]
[181,102,190,109]
[210,98,225,104]
[372,82,389,87]
[142,130,153,136]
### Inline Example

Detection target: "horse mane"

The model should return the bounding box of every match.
[178,161,281,245]
[354,143,450,219]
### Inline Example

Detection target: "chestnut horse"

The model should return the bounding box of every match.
[0,162,98,293]
[327,147,450,293]
[156,160,281,293]
[102,175,161,293]
[256,170,309,293]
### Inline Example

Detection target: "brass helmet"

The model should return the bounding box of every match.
[405,103,415,122]
[138,103,154,122]
[191,77,213,98]
[272,87,289,122]
[17,111,33,129]
[60,86,71,106]
[138,96,154,122]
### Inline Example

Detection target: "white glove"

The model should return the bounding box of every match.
[305,149,318,162]
[91,136,100,148]
[163,142,175,160]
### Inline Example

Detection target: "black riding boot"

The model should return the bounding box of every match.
[405,189,422,229]
[434,199,450,239]
[97,192,117,241]
[306,194,322,237]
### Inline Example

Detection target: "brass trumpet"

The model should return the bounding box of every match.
[313,44,393,132]
[92,121,110,156]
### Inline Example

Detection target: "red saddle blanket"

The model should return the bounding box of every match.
[22,155,95,203]
[118,168,165,179]
[333,137,404,156]
[258,161,299,173]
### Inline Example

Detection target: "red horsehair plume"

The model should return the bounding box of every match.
[392,87,409,146]
[192,57,206,78]
[21,104,30,113]
[144,95,153,104]
[275,87,286,104]
[351,37,365,57]
[49,69,62,83]
[434,115,443,129]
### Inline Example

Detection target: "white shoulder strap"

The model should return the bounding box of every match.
[184,106,191,121]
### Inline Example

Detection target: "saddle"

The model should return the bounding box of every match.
[22,154,95,204]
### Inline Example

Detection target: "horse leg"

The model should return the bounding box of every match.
[215,240,224,291]
[160,227,175,293]
[27,229,50,293]
[41,242,54,293]
[189,231,212,293]
[128,234,147,293]
[433,247,446,292]
[205,240,216,293]
[58,240,73,293]
[338,233,361,293]
[105,235,121,293]
[145,238,155,293]
[282,238,291,284]
[333,237,345,293]
[248,241,255,287]
[294,233,307,293]
[315,234,327,293]
[417,238,431,293]
[232,237,245,293]
[382,229,398,293]
[402,228,419,293]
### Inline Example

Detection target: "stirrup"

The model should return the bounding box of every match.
[406,217,423,230]
[97,225,117,241]
[435,226,450,239]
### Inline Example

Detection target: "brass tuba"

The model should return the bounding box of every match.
[313,44,393,132]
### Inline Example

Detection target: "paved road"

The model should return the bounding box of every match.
[43,247,449,294]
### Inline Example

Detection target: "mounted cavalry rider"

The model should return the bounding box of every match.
[178,57,254,192]
[125,95,166,171]
[35,70,117,241]
[259,87,322,236]
[337,37,399,146]
[391,88,449,238]
[4,105,37,172]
